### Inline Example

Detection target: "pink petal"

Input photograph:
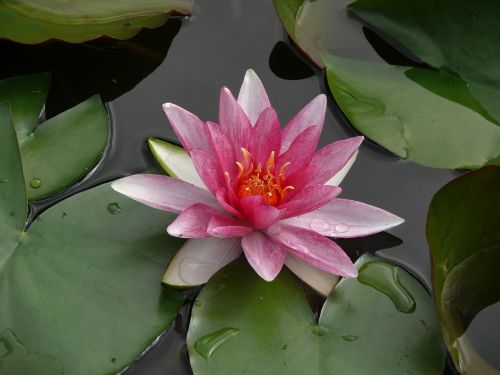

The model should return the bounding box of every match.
[219,87,252,150]
[291,136,364,188]
[241,231,286,281]
[266,224,357,278]
[162,103,212,154]
[207,214,253,238]
[190,150,226,196]
[216,190,245,220]
[283,198,404,238]
[162,237,242,287]
[285,253,340,297]
[240,195,282,229]
[277,126,320,178]
[278,185,341,219]
[249,107,281,164]
[167,203,221,238]
[207,121,238,179]
[111,174,219,213]
[280,94,326,154]
[237,69,271,126]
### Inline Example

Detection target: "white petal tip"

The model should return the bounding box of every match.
[316,94,327,103]
[166,225,180,238]
[110,178,126,194]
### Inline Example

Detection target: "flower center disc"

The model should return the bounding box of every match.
[235,149,293,206]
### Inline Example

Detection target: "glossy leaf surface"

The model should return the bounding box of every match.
[428,166,500,374]
[325,55,500,169]
[349,0,500,124]
[188,256,444,375]
[0,73,109,200]
[0,1,191,44]
[0,112,185,374]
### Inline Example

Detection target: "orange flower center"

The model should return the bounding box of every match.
[233,148,294,206]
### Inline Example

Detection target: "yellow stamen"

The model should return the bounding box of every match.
[235,149,294,206]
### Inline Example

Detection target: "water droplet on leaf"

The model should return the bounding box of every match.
[0,178,8,183]
[358,261,416,314]
[194,300,202,307]
[342,335,359,342]
[194,328,240,360]
[30,178,42,188]
[107,203,121,215]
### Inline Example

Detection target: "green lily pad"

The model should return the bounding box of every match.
[188,256,445,375]
[0,73,109,200]
[348,0,500,125]
[0,1,191,44]
[428,166,500,374]
[324,54,500,169]
[0,105,185,374]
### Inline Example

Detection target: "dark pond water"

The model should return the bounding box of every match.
[1,0,498,374]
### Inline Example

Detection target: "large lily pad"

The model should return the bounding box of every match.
[0,73,109,200]
[427,166,500,374]
[0,1,191,44]
[324,54,500,169]
[188,256,444,375]
[348,0,500,124]
[0,104,185,374]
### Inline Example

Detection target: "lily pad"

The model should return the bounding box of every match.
[188,256,444,375]
[324,54,500,169]
[428,166,500,374]
[0,105,185,374]
[0,1,191,44]
[348,0,500,124]
[0,73,109,200]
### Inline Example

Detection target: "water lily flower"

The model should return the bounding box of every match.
[112,70,404,296]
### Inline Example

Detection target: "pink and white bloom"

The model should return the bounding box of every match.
[112,70,404,296]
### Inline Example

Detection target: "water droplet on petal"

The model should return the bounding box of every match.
[194,328,240,360]
[310,219,331,233]
[30,178,42,188]
[107,203,122,215]
[334,223,348,233]
[358,261,416,314]
[342,335,359,342]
